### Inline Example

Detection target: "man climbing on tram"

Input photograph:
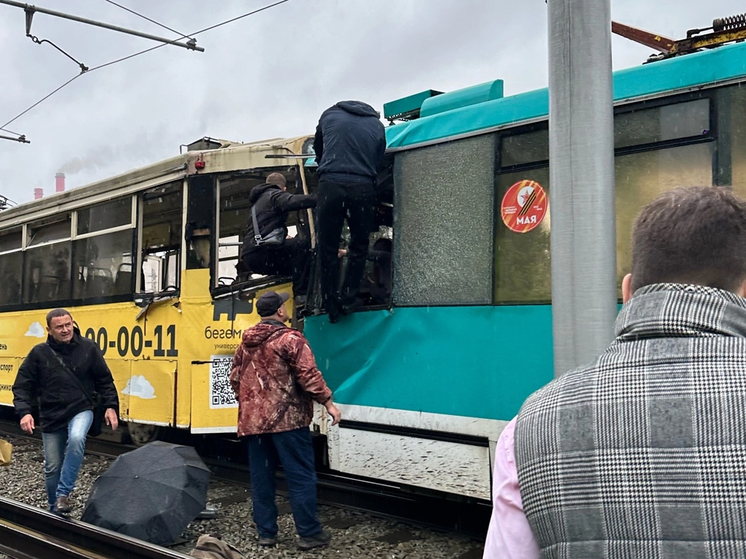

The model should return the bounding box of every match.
[240,173,316,301]
[12,308,119,514]
[313,100,386,323]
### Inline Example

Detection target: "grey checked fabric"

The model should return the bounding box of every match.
[515,283,746,559]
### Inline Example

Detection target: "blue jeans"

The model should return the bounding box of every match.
[41,410,92,510]
[247,427,322,538]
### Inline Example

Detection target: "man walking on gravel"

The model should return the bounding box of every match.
[230,291,342,550]
[12,309,119,514]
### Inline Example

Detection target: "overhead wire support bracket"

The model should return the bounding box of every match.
[0,133,30,143]
[1,0,205,52]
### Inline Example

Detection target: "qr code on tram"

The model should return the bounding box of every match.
[210,356,238,409]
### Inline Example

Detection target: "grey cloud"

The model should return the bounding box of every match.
[1,0,745,204]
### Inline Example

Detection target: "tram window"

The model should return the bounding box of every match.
[615,142,714,292]
[77,198,132,235]
[614,98,710,150]
[215,171,309,288]
[140,183,182,293]
[720,85,746,197]
[500,129,548,167]
[0,228,21,253]
[494,168,552,304]
[216,177,254,286]
[27,215,71,247]
[0,251,22,306]
[0,228,23,305]
[73,230,134,299]
[393,134,495,306]
[24,241,72,303]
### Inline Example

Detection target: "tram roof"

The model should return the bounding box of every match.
[0,135,311,228]
[385,40,746,151]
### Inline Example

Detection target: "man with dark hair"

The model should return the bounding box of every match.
[12,309,119,514]
[313,101,386,322]
[241,173,316,297]
[230,291,341,550]
[484,187,746,558]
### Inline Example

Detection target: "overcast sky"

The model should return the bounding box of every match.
[1,0,744,204]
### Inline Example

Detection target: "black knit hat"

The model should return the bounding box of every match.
[256,291,290,317]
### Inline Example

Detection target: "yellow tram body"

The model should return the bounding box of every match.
[0,136,312,436]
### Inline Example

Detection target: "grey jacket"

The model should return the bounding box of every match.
[515,283,746,559]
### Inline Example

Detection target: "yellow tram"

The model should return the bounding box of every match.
[0,135,322,443]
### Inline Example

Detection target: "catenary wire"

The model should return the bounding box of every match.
[102,0,193,40]
[87,0,289,72]
[1,0,291,130]
[1,74,82,130]
[0,126,24,136]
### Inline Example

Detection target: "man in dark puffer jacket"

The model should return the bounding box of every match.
[13,308,119,513]
[313,101,386,322]
[240,173,317,296]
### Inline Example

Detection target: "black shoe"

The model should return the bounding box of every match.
[298,529,331,550]
[54,495,72,514]
[327,297,342,324]
[328,309,341,324]
[340,298,364,315]
[258,536,277,547]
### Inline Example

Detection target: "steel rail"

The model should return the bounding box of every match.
[0,496,191,559]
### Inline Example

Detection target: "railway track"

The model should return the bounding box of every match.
[0,495,191,559]
[0,418,490,548]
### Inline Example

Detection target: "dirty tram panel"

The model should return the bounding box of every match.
[0,136,316,443]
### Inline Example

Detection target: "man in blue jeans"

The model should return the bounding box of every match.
[13,309,119,514]
[230,291,342,549]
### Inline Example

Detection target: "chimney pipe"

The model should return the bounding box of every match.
[34,188,44,200]
[55,172,65,193]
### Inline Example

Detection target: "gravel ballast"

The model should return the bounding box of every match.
[0,435,485,559]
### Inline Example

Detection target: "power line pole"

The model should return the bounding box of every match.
[0,0,205,52]
[548,0,617,377]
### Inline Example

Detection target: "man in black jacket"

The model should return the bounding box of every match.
[241,173,317,297]
[313,101,386,322]
[13,309,119,513]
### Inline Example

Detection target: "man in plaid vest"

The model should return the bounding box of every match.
[484,187,746,558]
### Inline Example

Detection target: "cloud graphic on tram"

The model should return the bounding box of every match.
[24,322,45,338]
[122,375,156,399]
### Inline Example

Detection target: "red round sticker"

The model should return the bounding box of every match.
[500,180,548,233]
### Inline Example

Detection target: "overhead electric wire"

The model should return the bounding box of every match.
[102,0,193,41]
[1,74,81,130]
[1,0,291,131]
[0,126,24,136]
[88,0,290,73]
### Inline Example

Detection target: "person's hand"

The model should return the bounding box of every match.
[324,402,342,426]
[20,414,34,434]
[337,248,349,258]
[104,408,119,431]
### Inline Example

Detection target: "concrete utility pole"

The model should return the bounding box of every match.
[548,0,617,376]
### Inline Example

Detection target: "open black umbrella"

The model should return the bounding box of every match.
[81,441,210,545]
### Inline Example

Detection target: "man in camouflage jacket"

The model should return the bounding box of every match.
[230,291,341,550]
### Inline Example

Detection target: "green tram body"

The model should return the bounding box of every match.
[303,40,746,500]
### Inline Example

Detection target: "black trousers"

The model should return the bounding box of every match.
[242,237,311,296]
[316,179,377,313]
